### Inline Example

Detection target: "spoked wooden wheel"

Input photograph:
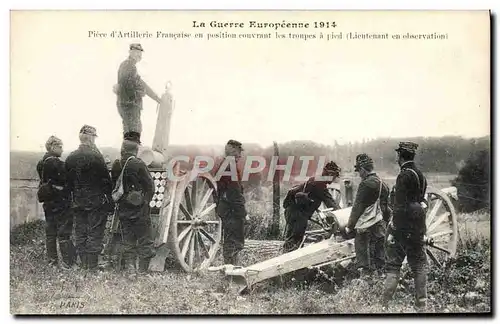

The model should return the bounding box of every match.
[424,187,459,267]
[168,172,222,272]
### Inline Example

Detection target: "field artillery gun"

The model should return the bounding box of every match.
[105,82,460,279]
[209,183,459,294]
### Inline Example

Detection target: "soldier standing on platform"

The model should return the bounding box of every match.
[214,140,247,266]
[344,154,390,275]
[114,43,162,145]
[281,161,342,253]
[382,142,429,311]
[111,140,156,274]
[36,136,75,269]
[65,125,114,270]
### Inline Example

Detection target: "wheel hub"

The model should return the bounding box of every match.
[192,217,207,228]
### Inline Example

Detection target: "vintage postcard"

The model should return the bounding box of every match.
[10,10,491,315]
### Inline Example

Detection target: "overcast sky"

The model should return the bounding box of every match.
[10,10,490,152]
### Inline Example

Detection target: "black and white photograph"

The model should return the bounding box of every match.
[9,9,491,315]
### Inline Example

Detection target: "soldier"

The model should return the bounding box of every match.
[344,154,390,275]
[65,125,114,270]
[36,136,75,269]
[282,161,342,253]
[382,142,428,311]
[114,43,162,145]
[111,140,156,273]
[214,140,247,266]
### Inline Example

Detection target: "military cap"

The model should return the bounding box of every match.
[395,141,419,154]
[324,161,341,174]
[130,43,144,51]
[226,139,244,150]
[354,153,374,171]
[45,135,63,150]
[79,124,98,137]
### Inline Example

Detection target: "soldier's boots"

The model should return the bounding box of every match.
[414,271,428,312]
[86,253,101,271]
[46,238,58,266]
[59,240,76,270]
[224,253,240,267]
[137,258,151,274]
[123,257,137,274]
[78,253,88,270]
[381,272,400,308]
[124,132,141,145]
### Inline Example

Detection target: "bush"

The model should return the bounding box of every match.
[451,150,490,213]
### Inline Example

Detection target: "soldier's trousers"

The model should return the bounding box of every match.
[43,204,75,265]
[383,226,428,307]
[119,212,156,266]
[354,220,386,272]
[117,103,142,134]
[221,216,245,265]
[282,207,308,254]
[74,205,107,260]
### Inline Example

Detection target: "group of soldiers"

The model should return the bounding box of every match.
[37,126,156,273]
[36,42,429,310]
[278,141,429,311]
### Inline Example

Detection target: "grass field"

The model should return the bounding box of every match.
[10,210,491,315]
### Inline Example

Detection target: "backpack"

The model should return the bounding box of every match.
[37,156,57,203]
[283,178,310,209]
[112,156,134,202]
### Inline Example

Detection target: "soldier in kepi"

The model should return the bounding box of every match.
[111,140,156,274]
[282,161,342,253]
[382,142,429,311]
[65,125,114,270]
[214,140,247,266]
[114,43,162,145]
[36,136,75,269]
[344,154,390,276]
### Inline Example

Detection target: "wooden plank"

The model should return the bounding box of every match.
[224,238,355,288]
[152,84,174,158]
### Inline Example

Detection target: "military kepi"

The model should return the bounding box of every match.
[395,141,418,154]
[130,43,144,51]
[227,139,243,150]
[324,161,341,173]
[80,124,98,137]
[354,153,374,171]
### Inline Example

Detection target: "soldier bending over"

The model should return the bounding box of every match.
[282,162,341,253]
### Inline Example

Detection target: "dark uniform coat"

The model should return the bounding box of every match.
[111,154,156,264]
[65,144,113,259]
[282,177,340,253]
[347,173,391,230]
[392,161,428,235]
[213,159,247,264]
[384,160,428,307]
[36,153,74,265]
[116,57,146,134]
[347,172,390,271]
